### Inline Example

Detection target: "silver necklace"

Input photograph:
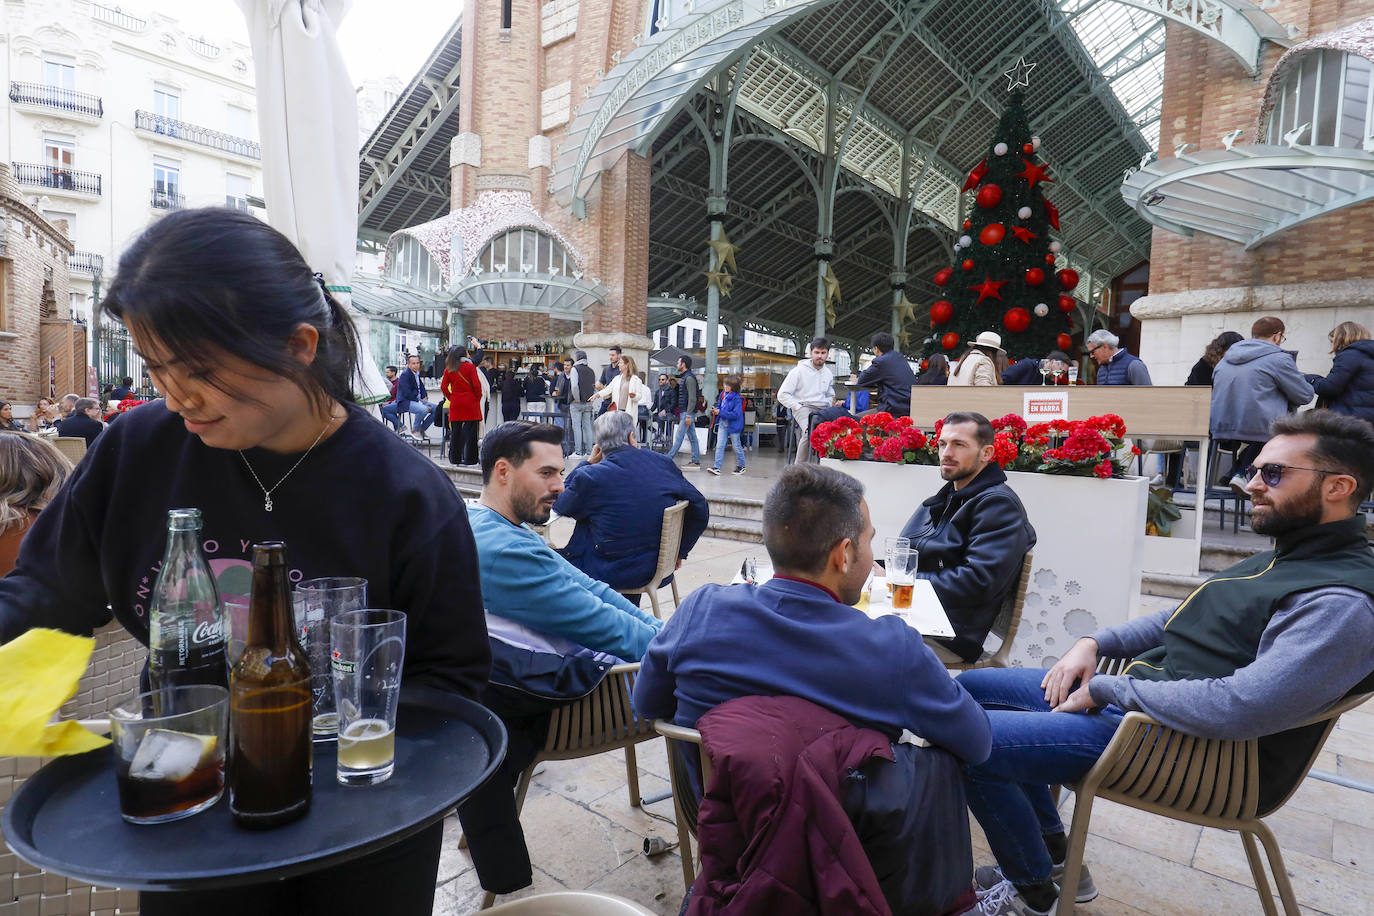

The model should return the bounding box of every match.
[237,414,337,512]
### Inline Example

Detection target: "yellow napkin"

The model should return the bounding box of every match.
[0,628,111,756]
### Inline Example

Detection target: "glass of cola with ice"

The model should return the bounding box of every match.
[110,685,228,824]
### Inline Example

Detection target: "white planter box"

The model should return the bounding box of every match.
[821,459,1148,669]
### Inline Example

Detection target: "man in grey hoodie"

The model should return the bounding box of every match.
[1210,316,1315,493]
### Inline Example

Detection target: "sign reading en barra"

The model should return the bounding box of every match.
[1023,391,1068,421]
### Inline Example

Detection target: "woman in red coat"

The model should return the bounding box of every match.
[440,344,484,465]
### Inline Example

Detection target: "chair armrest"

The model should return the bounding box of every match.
[652,720,702,744]
[609,662,640,676]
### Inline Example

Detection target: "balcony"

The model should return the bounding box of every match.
[187,36,221,59]
[12,162,102,196]
[68,251,104,277]
[151,188,186,210]
[135,110,261,160]
[9,81,103,118]
[90,3,147,31]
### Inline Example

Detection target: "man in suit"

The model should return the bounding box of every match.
[851,331,916,417]
[396,354,436,437]
[56,397,105,447]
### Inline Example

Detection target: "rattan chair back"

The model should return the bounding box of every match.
[618,500,689,619]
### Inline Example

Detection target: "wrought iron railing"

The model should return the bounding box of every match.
[90,3,147,31]
[9,81,103,118]
[68,251,104,276]
[151,188,186,210]
[134,110,261,160]
[11,162,102,195]
[187,36,221,58]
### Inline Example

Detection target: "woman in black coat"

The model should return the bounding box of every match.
[499,371,524,422]
[1184,331,1243,386]
[1306,321,1374,424]
[916,354,949,386]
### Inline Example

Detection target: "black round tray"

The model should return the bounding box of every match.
[2,689,506,891]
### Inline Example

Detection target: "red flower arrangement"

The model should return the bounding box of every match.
[812,412,935,464]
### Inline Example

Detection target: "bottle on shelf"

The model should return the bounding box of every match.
[229,541,312,828]
[148,508,228,696]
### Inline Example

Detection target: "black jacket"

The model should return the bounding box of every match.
[56,412,104,447]
[523,374,547,402]
[1184,357,1215,386]
[855,350,917,417]
[1307,339,1374,424]
[899,463,1036,662]
[1000,358,1042,386]
[551,373,571,406]
[674,371,700,414]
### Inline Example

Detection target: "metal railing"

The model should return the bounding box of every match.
[186,36,221,58]
[11,162,102,195]
[9,81,103,118]
[134,110,261,160]
[225,195,250,212]
[90,3,147,31]
[68,251,104,276]
[150,188,186,210]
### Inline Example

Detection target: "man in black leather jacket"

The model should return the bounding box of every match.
[899,412,1036,662]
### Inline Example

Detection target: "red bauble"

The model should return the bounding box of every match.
[941,332,960,351]
[933,267,953,287]
[1025,267,1045,286]
[979,223,1006,245]
[930,300,954,324]
[920,359,929,371]
[962,219,972,230]
[962,259,975,271]
[1003,308,1031,333]
[1057,268,1080,291]
[976,184,1003,208]
[1057,333,1073,351]
[1022,142,1035,155]
[1057,294,1075,312]
[1045,253,1056,264]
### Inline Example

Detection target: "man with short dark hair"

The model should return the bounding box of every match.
[379,365,402,431]
[777,337,839,463]
[567,350,597,458]
[110,376,134,401]
[550,361,573,456]
[396,354,436,437]
[850,331,917,417]
[58,398,105,447]
[595,345,622,417]
[666,355,702,467]
[965,410,1374,916]
[899,412,1036,663]
[651,372,674,444]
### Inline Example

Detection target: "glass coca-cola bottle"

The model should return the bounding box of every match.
[229,542,312,828]
[148,509,228,694]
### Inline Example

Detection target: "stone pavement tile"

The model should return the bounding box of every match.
[1059,795,1202,866]
[1333,820,1374,876]
[1285,776,1374,821]
[1336,754,1374,784]
[534,752,653,807]
[433,863,566,915]
[629,735,672,781]
[1192,825,1374,916]
[436,812,475,886]
[1323,724,1374,762]
[585,773,673,837]
[584,856,687,915]
[1261,803,1336,861]
[520,791,647,889]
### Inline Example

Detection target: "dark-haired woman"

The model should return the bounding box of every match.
[441,344,484,465]
[0,403,25,432]
[917,354,950,385]
[0,208,487,916]
[1184,331,1243,386]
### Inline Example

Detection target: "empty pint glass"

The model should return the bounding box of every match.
[331,609,406,785]
[110,685,228,824]
[293,577,367,738]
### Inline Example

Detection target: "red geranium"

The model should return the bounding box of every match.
[873,438,905,463]
[992,432,1019,468]
[1093,459,1113,479]
[991,413,1028,441]
[838,435,863,460]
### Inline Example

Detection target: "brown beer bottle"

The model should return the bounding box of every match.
[229,542,312,828]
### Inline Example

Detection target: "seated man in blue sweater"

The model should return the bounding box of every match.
[461,421,663,898]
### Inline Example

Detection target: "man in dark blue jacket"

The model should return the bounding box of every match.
[395,354,436,436]
[852,331,916,416]
[554,410,709,603]
[900,411,1036,662]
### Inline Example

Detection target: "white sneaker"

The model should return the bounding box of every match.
[706,467,720,476]
[976,879,1050,916]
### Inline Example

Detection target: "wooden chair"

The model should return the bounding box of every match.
[51,437,87,466]
[651,721,711,891]
[927,552,1033,670]
[1055,688,1373,916]
[473,663,660,910]
[1,621,144,916]
[618,500,689,619]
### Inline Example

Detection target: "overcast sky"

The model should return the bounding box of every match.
[146,1,460,85]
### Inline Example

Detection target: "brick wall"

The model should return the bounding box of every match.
[0,202,76,405]
[468,311,581,342]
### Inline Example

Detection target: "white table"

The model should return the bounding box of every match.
[733,565,955,638]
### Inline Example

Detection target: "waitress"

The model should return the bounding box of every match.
[0,207,489,916]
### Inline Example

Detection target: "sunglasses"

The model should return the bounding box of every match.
[1242,463,1337,488]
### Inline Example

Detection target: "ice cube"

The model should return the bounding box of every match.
[128,728,216,782]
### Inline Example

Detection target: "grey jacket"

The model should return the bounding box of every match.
[1209,338,1314,441]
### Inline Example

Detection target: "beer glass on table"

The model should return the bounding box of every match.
[331,610,406,786]
[884,537,910,596]
[888,548,918,611]
[293,577,368,739]
[110,685,228,824]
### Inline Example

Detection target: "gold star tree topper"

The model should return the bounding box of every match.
[707,229,739,273]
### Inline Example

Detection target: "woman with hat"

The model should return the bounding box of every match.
[950,331,1005,386]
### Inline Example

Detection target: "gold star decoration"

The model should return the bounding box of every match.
[898,328,910,350]
[823,264,841,328]
[707,229,739,274]
[704,269,734,297]
[893,294,916,326]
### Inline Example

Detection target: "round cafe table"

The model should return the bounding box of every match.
[2,688,506,891]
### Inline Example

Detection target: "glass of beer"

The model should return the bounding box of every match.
[888,547,917,611]
[884,537,910,596]
[294,577,368,739]
[109,684,228,824]
[330,609,406,786]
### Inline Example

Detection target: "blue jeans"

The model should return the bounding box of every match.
[569,403,595,454]
[404,401,435,434]
[713,431,744,470]
[668,413,700,461]
[957,667,1123,887]
[380,403,400,431]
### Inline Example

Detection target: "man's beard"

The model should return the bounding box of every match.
[1250,479,1324,536]
[940,461,977,483]
[512,488,554,525]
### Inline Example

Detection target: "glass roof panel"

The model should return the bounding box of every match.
[1056,0,1165,150]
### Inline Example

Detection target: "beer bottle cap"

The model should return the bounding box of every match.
[251,541,287,566]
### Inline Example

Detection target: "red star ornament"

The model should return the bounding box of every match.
[1018,158,1053,189]
[1044,199,1061,230]
[971,274,1008,304]
[1010,225,1038,244]
[962,159,989,193]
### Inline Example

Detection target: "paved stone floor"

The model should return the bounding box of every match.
[433,532,1374,915]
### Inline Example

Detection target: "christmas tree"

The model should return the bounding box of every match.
[924,73,1078,363]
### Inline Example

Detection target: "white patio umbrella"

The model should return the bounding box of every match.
[234,0,389,403]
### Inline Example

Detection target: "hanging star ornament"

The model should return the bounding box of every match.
[898,328,911,350]
[704,269,734,297]
[971,274,1008,304]
[1010,225,1039,244]
[1018,158,1053,189]
[823,264,842,309]
[1004,56,1036,91]
[707,229,739,273]
[894,294,916,326]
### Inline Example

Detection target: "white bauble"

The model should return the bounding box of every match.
[959,235,972,247]
[1034,303,1049,317]
[1017,206,1032,219]
[1031,136,1041,150]
[1049,240,1062,253]
[993,142,1008,156]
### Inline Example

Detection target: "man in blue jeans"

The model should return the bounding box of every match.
[967,409,1374,916]
[396,354,436,437]
[666,355,701,467]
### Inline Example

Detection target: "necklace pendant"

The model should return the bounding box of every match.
[264,495,273,512]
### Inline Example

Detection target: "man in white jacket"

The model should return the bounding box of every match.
[777,337,839,463]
